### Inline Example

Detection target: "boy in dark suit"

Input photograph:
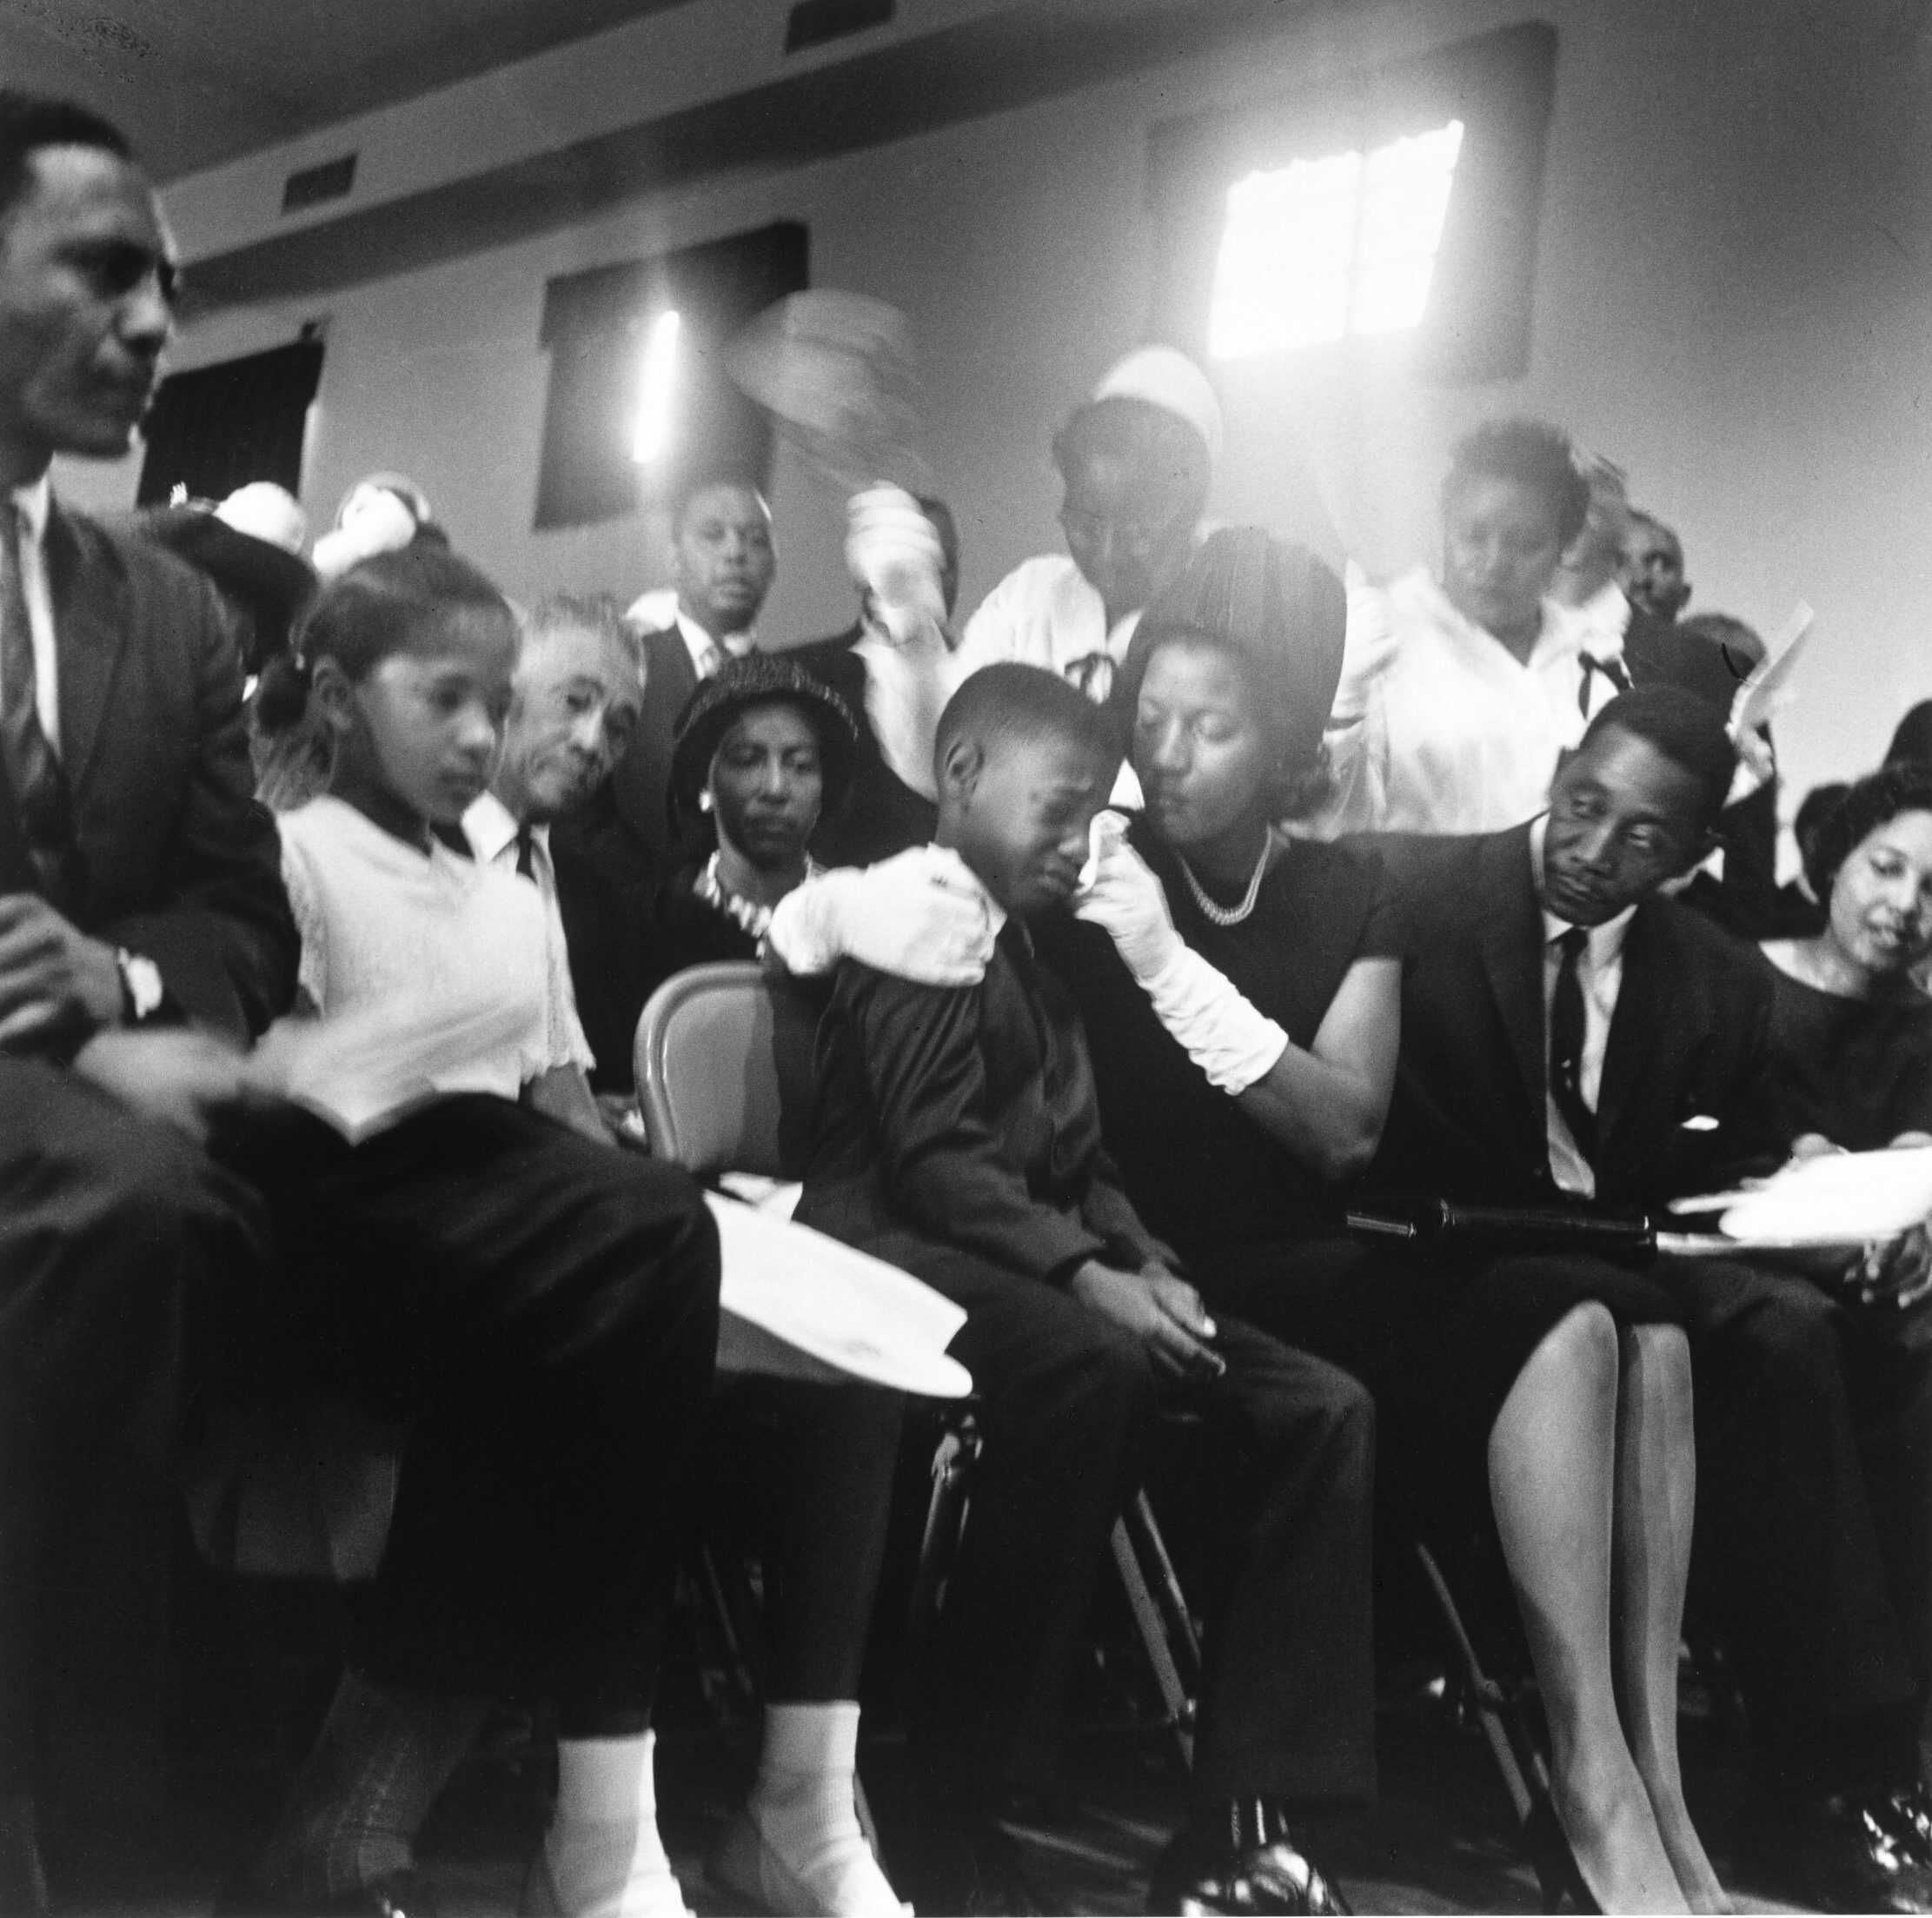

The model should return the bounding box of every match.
[800,662,1370,1917]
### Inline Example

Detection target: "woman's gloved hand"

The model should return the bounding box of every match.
[846,484,945,646]
[1074,814,1183,986]
[766,846,994,986]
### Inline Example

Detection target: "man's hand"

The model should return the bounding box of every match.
[0,894,123,1053]
[1069,1258,1225,1384]
[767,847,995,986]
[71,1028,249,1146]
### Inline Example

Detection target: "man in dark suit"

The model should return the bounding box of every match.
[800,665,1368,1917]
[606,474,776,866]
[0,94,299,1908]
[1371,687,1932,1913]
[465,592,650,1096]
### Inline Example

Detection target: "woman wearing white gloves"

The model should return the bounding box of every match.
[1034,528,1723,1914]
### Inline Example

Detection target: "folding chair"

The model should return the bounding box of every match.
[634,960,1203,1769]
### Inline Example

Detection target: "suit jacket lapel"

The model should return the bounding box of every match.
[1477,825,1547,1137]
[1596,903,1661,1172]
[46,505,129,799]
[0,753,31,893]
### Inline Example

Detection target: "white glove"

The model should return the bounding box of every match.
[1072,813,1182,985]
[846,483,946,647]
[1075,819,1286,1094]
[767,846,995,986]
[312,484,418,581]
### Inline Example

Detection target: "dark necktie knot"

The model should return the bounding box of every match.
[514,824,537,880]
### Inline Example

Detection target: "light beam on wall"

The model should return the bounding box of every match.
[631,309,681,463]
[1207,118,1464,360]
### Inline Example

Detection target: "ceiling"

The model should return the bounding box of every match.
[0,0,691,180]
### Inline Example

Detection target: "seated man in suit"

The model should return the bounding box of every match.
[0,91,300,1908]
[799,662,1371,1918]
[466,593,652,1098]
[1371,686,1932,1915]
[608,473,777,864]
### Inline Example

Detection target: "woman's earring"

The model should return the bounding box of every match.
[699,790,714,813]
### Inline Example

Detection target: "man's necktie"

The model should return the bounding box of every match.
[514,824,537,880]
[1550,926,1597,1161]
[694,639,727,680]
[0,502,76,907]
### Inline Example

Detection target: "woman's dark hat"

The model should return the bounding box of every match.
[140,503,316,616]
[1113,527,1347,779]
[667,651,860,828]
[138,489,318,674]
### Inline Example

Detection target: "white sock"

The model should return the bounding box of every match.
[741,1702,903,1917]
[542,1730,690,1918]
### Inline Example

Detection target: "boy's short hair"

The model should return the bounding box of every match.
[935,662,1118,782]
[1576,685,1737,830]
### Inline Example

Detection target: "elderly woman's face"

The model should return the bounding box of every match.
[1132,636,1277,852]
[1829,809,1932,977]
[708,700,824,870]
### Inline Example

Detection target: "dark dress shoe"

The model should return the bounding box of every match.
[214,1868,440,1916]
[1148,1801,1351,1916]
[1754,1789,1932,1914]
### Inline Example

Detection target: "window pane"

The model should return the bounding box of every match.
[1205,117,1464,357]
[1352,120,1464,335]
[1208,149,1361,359]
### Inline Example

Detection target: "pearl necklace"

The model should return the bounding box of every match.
[696,852,823,942]
[1178,833,1274,927]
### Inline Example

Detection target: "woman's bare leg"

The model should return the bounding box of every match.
[1614,1324,1728,1913]
[1490,1304,1685,1913]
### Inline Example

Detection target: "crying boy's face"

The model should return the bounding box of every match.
[953,731,1112,921]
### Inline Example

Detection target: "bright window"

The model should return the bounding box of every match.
[1206,118,1464,360]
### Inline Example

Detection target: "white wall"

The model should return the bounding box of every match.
[58,0,1932,806]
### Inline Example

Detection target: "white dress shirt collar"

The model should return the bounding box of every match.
[462,790,552,886]
[624,586,754,679]
[7,473,58,753]
[10,473,50,545]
